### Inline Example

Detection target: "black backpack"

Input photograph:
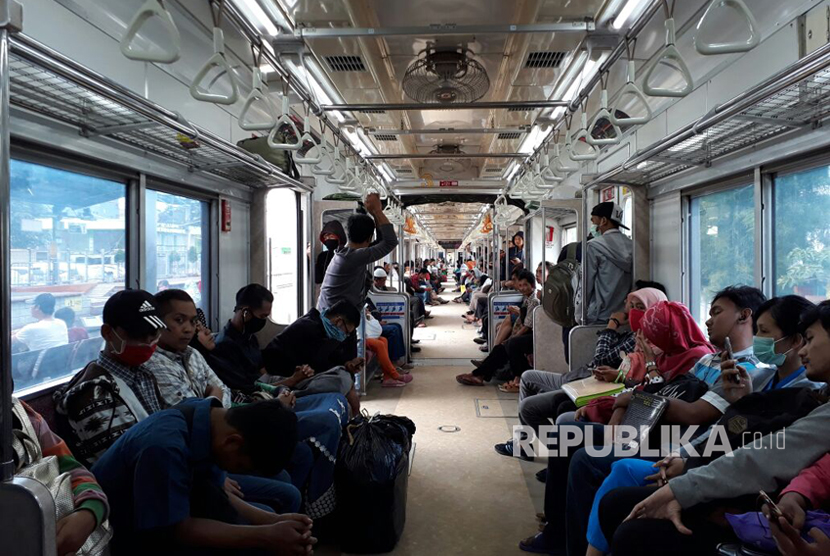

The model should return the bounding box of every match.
[543,242,580,327]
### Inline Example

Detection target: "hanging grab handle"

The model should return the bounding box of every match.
[190,27,240,105]
[239,68,278,131]
[694,0,760,55]
[643,18,693,98]
[587,88,622,146]
[553,143,580,174]
[121,0,181,63]
[568,114,600,161]
[610,60,653,126]
[540,153,564,183]
[293,116,323,164]
[267,97,302,151]
[311,143,336,176]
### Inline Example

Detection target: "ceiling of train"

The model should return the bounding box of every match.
[262,0,611,242]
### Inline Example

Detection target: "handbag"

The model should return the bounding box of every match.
[12,398,112,555]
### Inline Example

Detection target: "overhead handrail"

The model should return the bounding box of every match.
[587,80,622,146]
[694,0,760,55]
[568,113,600,161]
[643,11,693,98]
[610,44,653,126]
[267,96,302,150]
[120,0,181,63]
[293,112,323,164]
[190,2,239,105]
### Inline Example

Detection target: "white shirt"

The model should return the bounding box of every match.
[16,318,69,351]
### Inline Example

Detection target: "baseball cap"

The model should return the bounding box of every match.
[591,202,629,230]
[103,289,166,338]
[373,268,388,278]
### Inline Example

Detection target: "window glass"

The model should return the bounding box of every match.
[10,159,125,392]
[267,189,299,324]
[145,190,209,315]
[689,185,755,324]
[563,226,577,245]
[621,189,633,238]
[773,165,830,301]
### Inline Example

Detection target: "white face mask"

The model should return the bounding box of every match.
[590,224,601,237]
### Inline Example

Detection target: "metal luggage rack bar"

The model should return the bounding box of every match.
[8,33,308,191]
[588,53,830,188]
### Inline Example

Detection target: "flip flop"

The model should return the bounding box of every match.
[382,378,408,388]
[456,374,484,386]
[498,383,520,393]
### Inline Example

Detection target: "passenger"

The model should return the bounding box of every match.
[315,219,347,286]
[361,306,414,388]
[264,300,363,413]
[10,396,110,556]
[144,289,231,408]
[373,267,393,291]
[456,269,538,387]
[509,286,667,443]
[55,306,90,343]
[54,289,166,465]
[577,202,633,325]
[316,193,398,312]
[597,300,830,556]
[13,292,69,351]
[90,398,313,556]
[518,286,764,556]
[366,297,409,366]
[509,231,525,277]
[581,295,820,555]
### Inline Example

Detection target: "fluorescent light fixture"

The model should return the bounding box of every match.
[379,166,394,183]
[231,0,279,36]
[612,0,651,30]
[518,125,552,155]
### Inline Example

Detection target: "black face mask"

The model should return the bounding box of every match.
[243,310,267,334]
[324,239,339,250]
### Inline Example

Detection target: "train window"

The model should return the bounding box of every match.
[563,225,577,245]
[9,159,125,393]
[145,190,210,316]
[621,188,633,238]
[689,184,756,324]
[266,189,299,324]
[773,165,830,301]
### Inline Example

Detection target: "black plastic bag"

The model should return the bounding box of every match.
[335,413,415,553]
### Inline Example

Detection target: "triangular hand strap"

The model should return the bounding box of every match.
[611,60,653,126]
[239,68,277,131]
[568,114,599,161]
[694,0,760,55]
[312,144,336,176]
[587,89,622,146]
[267,97,302,151]
[293,116,323,164]
[121,0,181,63]
[190,28,239,105]
[643,19,693,98]
[554,143,580,174]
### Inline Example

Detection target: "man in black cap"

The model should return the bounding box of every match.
[13,292,69,351]
[55,289,168,465]
[576,201,633,325]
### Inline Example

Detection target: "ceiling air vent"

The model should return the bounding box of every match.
[324,55,367,72]
[485,167,503,173]
[374,134,398,142]
[397,168,413,173]
[359,109,386,114]
[525,51,567,69]
[508,107,531,112]
[497,132,522,140]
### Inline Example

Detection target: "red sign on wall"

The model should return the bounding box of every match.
[221,199,231,233]
[601,186,616,202]
[439,180,458,187]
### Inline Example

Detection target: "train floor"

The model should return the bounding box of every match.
[319,284,545,555]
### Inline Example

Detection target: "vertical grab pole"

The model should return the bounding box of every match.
[581,191,589,325]
[540,207,546,303]
[0,20,15,483]
[492,220,500,292]
[398,222,404,293]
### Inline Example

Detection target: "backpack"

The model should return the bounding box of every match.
[237,126,300,179]
[543,242,580,327]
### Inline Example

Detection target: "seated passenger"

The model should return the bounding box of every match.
[14,292,69,351]
[361,307,414,388]
[456,270,539,388]
[144,289,231,408]
[55,306,90,343]
[91,398,313,556]
[55,289,166,465]
[11,396,110,556]
[597,300,830,556]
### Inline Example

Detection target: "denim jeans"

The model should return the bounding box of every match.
[230,471,302,513]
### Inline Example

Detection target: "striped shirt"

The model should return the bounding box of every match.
[144,346,231,408]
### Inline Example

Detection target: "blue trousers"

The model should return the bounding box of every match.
[229,470,302,513]
[381,323,406,362]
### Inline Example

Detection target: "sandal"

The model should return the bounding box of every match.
[498,382,520,393]
[382,378,408,388]
[455,373,484,386]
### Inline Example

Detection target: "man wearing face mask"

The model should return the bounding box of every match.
[54,289,168,465]
[576,202,633,325]
[315,220,347,287]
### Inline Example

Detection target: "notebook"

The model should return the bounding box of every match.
[562,377,625,408]
[617,390,669,450]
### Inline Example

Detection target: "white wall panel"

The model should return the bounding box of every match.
[650,193,682,300]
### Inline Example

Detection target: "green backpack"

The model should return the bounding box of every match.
[237,126,300,179]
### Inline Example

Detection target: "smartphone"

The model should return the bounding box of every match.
[759,490,784,520]
[723,337,740,384]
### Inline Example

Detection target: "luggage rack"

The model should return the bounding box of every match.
[588,46,830,187]
[8,33,307,190]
